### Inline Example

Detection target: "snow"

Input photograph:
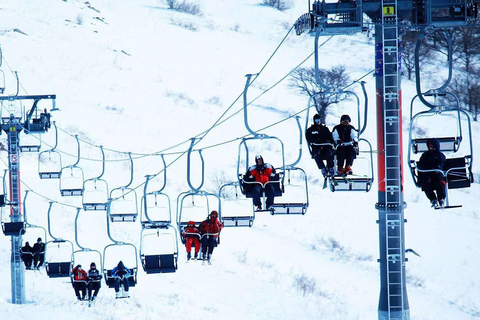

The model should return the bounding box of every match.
[0,0,479,319]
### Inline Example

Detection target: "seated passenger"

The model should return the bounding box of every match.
[87,262,102,301]
[246,155,276,211]
[418,138,446,208]
[183,221,200,261]
[72,264,88,301]
[112,260,131,298]
[20,241,33,269]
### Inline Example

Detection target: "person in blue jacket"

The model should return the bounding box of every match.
[112,260,131,298]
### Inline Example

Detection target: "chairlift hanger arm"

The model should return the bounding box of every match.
[187,138,204,192]
[415,30,453,109]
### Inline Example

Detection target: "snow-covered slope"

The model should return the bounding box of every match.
[0,1,479,319]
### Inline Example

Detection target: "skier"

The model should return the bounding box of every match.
[112,261,131,298]
[183,221,201,261]
[72,264,88,301]
[245,155,276,211]
[198,211,223,265]
[305,114,335,178]
[32,237,45,270]
[332,114,357,175]
[20,241,34,269]
[87,262,102,301]
[417,138,446,208]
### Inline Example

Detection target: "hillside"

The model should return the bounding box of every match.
[0,1,479,320]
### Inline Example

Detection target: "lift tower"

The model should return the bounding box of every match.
[0,94,55,304]
[294,1,479,319]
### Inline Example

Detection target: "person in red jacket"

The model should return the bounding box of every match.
[72,264,88,300]
[247,155,276,211]
[183,221,201,261]
[198,210,223,265]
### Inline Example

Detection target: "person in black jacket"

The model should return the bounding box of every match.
[20,241,34,269]
[305,114,335,178]
[87,262,102,301]
[332,114,357,175]
[418,138,446,208]
[32,237,45,270]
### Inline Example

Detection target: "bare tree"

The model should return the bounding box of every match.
[400,30,432,80]
[262,0,293,11]
[288,66,350,120]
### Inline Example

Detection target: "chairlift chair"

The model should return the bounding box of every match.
[0,70,5,94]
[408,34,474,208]
[139,174,178,273]
[19,131,41,152]
[59,135,84,196]
[83,146,109,211]
[140,225,178,274]
[38,122,62,179]
[44,202,75,278]
[329,139,375,192]
[176,191,221,245]
[72,209,103,287]
[219,181,255,227]
[108,153,138,222]
[103,242,138,289]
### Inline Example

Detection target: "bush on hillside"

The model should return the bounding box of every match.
[166,0,202,16]
[262,0,293,11]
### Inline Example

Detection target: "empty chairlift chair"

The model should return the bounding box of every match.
[82,146,109,211]
[44,202,75,278]
[219,181,255,227]
[139,174,178,274]
[59,135,84,196]
[38,122,62,179]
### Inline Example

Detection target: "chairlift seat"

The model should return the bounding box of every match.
[83,203,108,211]
[142,254,177,274]
[443,157,472,189]
[241,173,283,198]
[46,261,72,278]
[110,213,137,223]
[330,176,372,192]
[221,216,253,227]
[412,137,461,154]
[20,145,41,152]
[39,172,61,179]
[141,221,169,229]
[2,222,26,236]
[105,269,137,288]
[0,195,5,207]
[270,203,307,215]
[60,189,83,197]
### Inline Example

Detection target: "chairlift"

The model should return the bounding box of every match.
[0,70,5,94]
[109,153,138,222]
[103,207,138,290]
[38,121,62,179]
[306,52,374,192]
[237,74,286,213]
[408,32,474,209]
[176,139,221,244]
[23,98,53,134]
[83,146,109,211]
[59,135,84,196]
[0,99,23,123]
[19,130,41,152]
[72,208,103,284]
[270,116,310,215]
[139,157,178,274]
[219,181,254,227]
[1,170,25,236]
[44,201,74,278]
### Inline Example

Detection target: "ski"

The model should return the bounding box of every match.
[323,177,328,189]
